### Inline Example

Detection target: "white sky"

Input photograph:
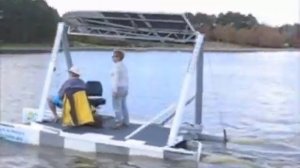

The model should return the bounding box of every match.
[46,0,299,26]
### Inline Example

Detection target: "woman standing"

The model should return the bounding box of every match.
[111,50,129,128]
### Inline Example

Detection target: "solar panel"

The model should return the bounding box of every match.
[62,11,196,43]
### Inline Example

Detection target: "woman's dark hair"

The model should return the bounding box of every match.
[114,50,125,60]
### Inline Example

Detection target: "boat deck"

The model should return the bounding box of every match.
[41,115,170,147]
[0,115,198,161]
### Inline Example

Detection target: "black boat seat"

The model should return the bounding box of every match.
[86,81,106,107]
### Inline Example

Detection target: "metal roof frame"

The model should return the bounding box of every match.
[62,11,196,43]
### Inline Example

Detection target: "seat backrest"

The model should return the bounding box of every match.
[86,81,103,96]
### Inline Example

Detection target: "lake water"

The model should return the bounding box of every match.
[0,51,300,168]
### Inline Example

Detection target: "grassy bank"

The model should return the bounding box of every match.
[1,42,299,54]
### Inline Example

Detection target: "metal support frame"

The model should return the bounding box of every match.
[167,33,204,147]
[37,22,69,122]
[32,12,226,156]
[64,12,196,43]
[182,14,196,32]
[195,40,204,125]
[138,14,164,43]
[62,25,73,69]
[68,26,194,43]
[0,10,3,19]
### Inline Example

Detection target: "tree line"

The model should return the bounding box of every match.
[0,0,299,48]
[187,12,300,48]
[0,0,59,43]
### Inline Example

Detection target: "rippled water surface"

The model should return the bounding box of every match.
[0,51,300,168]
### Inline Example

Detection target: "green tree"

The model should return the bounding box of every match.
[216,12,258,29]
[0,0,60,43]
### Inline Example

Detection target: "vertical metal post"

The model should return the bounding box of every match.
[0,10,3,121]
[62,25,73,69]
[195,41,204,125]
[36,22,65,122]
[167,33,204,146]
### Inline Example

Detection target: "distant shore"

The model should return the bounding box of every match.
[1,42,299,54]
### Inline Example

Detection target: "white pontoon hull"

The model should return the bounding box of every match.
[0,120,201,161]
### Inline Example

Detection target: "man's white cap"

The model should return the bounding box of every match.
[69,66,80,75]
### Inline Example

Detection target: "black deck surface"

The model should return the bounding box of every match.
[41,115,170,147]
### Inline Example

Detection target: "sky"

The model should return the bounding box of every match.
[45,0,299,26]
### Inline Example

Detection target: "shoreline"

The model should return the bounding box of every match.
[1,44,299,54]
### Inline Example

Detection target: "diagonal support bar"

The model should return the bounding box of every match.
[37,22,65,122]
[125,95,195,140]
[158,96,195,126]
[125,104,176,140]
